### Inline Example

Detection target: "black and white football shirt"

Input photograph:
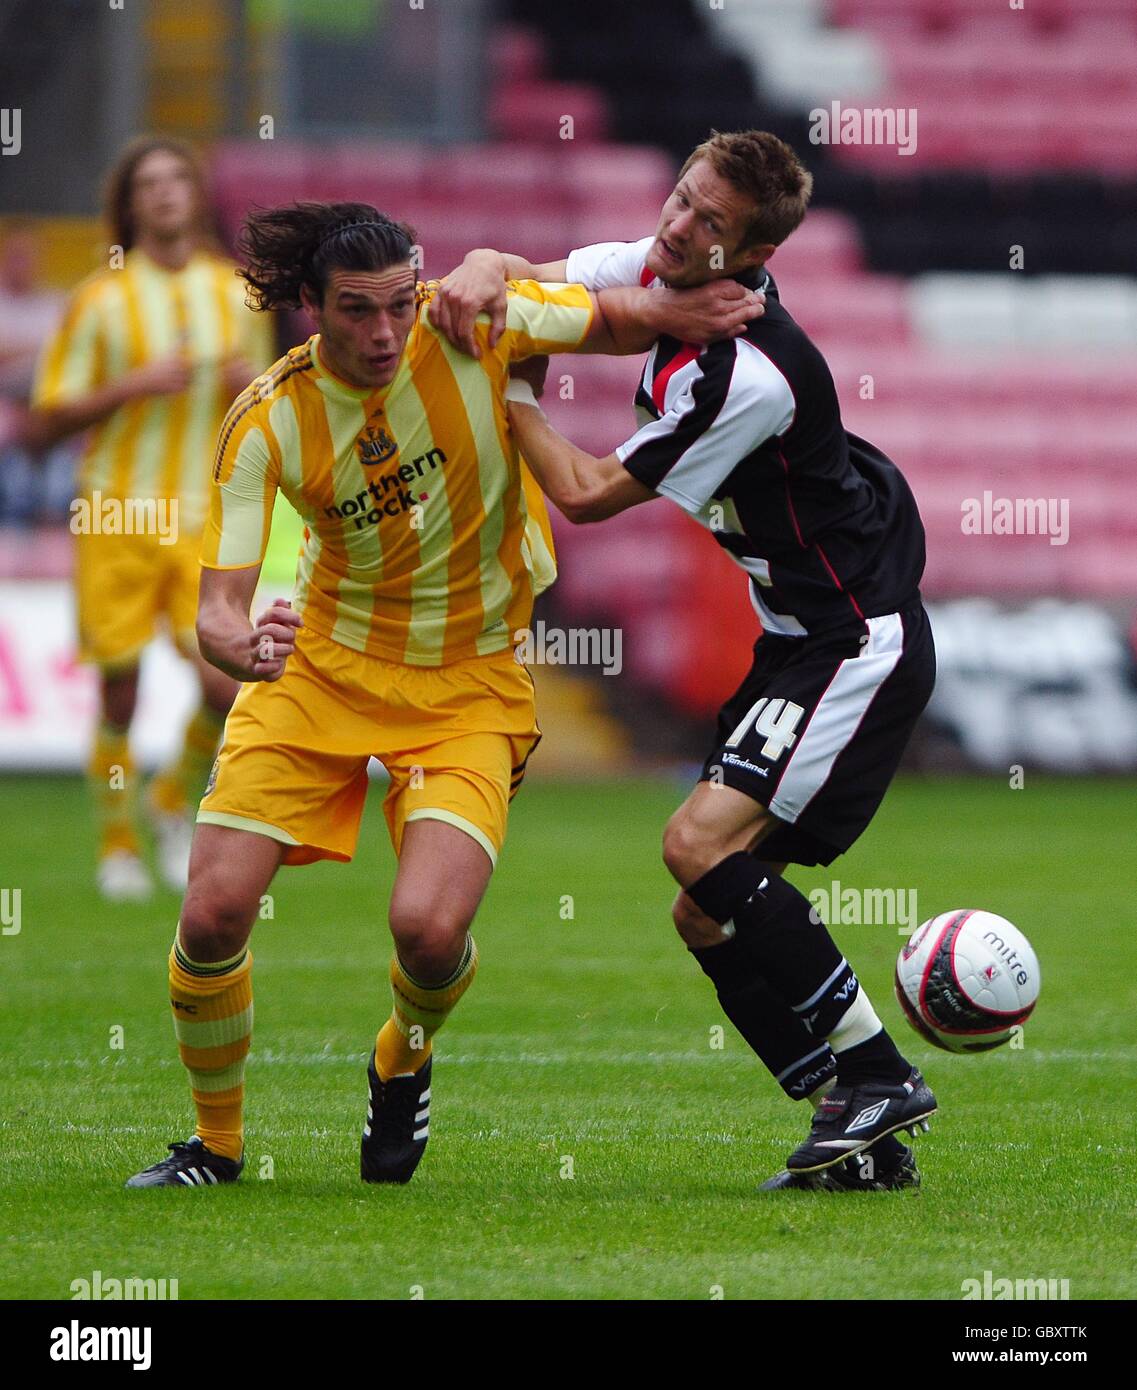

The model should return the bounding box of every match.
[564,237,927,638]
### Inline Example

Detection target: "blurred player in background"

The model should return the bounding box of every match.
[0,219,73,524]
[448,129,938,1193]
[122,200,761,1188]
[31,137,274,902]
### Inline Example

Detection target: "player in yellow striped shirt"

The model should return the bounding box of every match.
[124,200,760,1188]
[32,138,273,901]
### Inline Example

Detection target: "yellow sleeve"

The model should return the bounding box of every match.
[496,279,594,362]
[32,283,104,408]
[200,393,280,570]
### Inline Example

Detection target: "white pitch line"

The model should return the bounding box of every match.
[10,1123,1126,1157]
[21,1046,1137,1069]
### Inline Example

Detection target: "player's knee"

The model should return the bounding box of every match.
[178,889,257,960]
[388,901,470,981]
[100,671,139,729]
[662,809,717,887]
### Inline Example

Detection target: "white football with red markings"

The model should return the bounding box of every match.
[895,910,1040,1053]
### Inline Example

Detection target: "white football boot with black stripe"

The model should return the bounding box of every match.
[124,1137,243,1188]
[785,1067,936,1174]
[360,1051,431,1184]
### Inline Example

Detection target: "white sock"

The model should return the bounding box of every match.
[828,988,884,1054]
[807,1077,836,1111]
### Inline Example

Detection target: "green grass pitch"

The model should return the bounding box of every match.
[2,772,1134,1300]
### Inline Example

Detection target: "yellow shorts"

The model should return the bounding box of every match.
[75,527,201,668]
[197,626,540,867]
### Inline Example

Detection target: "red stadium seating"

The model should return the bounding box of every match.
[831,0,1137,31]
[781,275,912,345]
[488,24,546,87]
[822,4,1137,173]
[488,81,609,145]
[766,209,865,280]
[206,43,1137,715]
[825,349,1137,412]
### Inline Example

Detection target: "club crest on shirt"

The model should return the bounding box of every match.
[357,426,397,466]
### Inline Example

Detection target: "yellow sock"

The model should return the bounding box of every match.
[152,704,227,814]
[89,721,139,857]
[168,936,253,1161]
[374,935,479,1080]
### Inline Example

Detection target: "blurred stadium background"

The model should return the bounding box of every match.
[2,0,1136,781]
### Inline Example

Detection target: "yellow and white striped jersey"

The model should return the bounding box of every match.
[33,248,273,534]
[202,279,593,667]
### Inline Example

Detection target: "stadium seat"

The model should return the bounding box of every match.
[833,351,1137,414]
[783,275,911,346]
[314,142,430,203]
[553,144,676,199]
[431,144,566,199]
[719,0,828,33]
[745,31,886,108]
[910,273,1137,350]
[210,142,324,233]
[833,0,1137,29]
[766,209,865,279]
[488,82,609,145]
[488,23,546,86]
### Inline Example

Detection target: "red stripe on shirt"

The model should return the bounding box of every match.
[651,345,699,413]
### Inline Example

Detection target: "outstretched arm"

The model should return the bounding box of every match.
[429,248,764,357]
[586,281,763,355]
[498,251,568,282]
[507,333,785,527]
[505,378,652,524]
[428,249,566,356]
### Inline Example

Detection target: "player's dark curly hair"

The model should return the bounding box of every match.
[237,202,417,311]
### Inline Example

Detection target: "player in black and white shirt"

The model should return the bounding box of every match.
[442,130,939,1192]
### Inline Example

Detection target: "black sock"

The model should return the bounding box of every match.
[689,934,838,1100]
[833,1030,909,1088]
[686,852,858,1037]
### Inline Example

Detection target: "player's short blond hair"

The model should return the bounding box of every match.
[679,130,813,248]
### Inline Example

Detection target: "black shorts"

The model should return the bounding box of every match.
[699,601,936,866]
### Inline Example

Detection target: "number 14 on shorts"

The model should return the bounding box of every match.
[725,697,805,760]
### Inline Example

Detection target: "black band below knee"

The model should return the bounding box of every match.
[684,851,768,924]
[688,854,854,1040]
